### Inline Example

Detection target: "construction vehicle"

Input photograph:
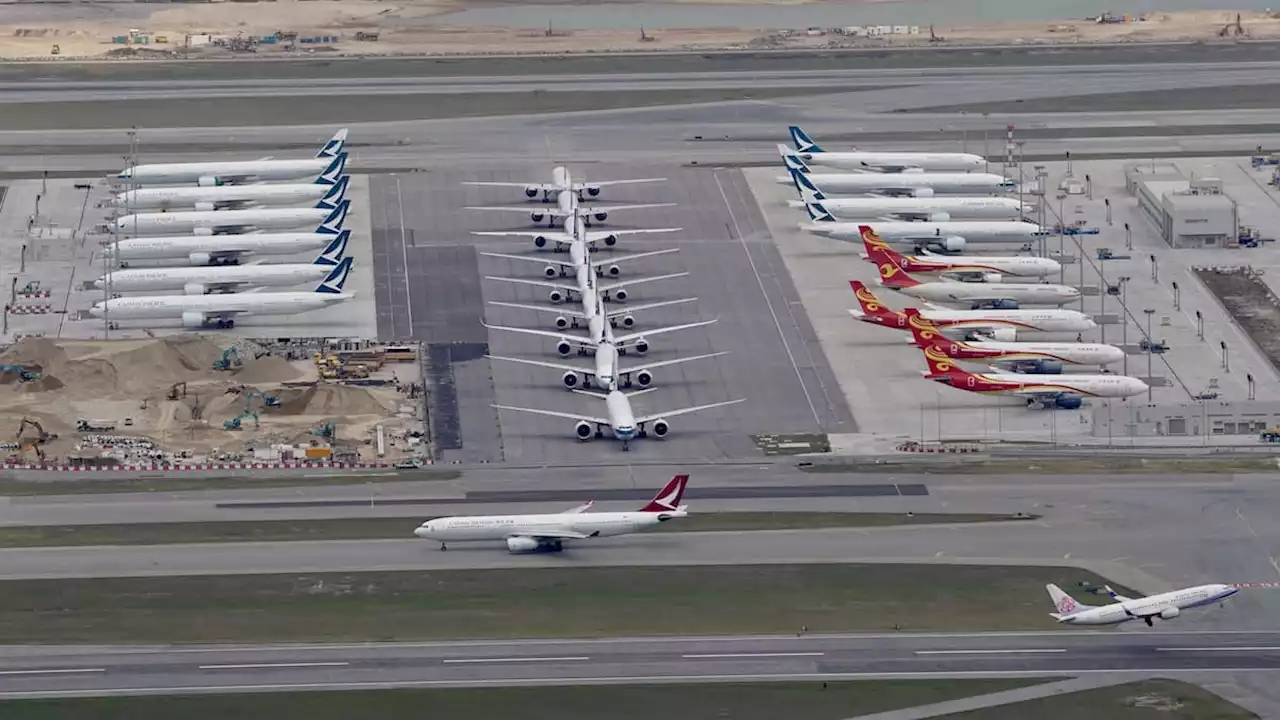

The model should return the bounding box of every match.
[213,346,242,371]
[0,364,41,382]
[17,416,56,445]
[311,421,335,439]
[223,411,259,430]
[167,381,187,400]
[76,418,117,432]
[1262,428,1280,443]
[246,390,281,410]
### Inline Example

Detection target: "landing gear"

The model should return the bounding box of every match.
[440,542,448,551]
[1144,617,1154,627]
[214,319,236,329]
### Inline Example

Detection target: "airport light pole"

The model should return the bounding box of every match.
[1221,340,1229,372]
[1057,194,1066,285]
[1171,281,1180,311]
[1144,308,1155,401]
[1118,276,1131,376]
[1248,372,1256,401]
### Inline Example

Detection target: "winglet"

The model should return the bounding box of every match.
[640,474,689,512]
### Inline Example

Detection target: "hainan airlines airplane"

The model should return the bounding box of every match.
[463,165,666,202]
[789,172,1029,221]
[904,309,1124,372]
[413,474,691,552]
[468,188,674,228]
[849,281,1096,340]
[113,175,349,213]
[105,229,349,267]
[1047,582,1239,627]
[860,227,1059,280]
[494,387,744,450]
[785,127,985,172]
[919,344,1147,409]
[116,130,347,186]
[113,198,350,237]
[870,243,1080,308]
[777,153,1015,196]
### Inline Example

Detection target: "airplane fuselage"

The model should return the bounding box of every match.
[114,207,339,235]
[891,280,1081,307]
[931,370,1148,399]
[880,253,1060,278]
[117,159,334,185]
[813,221,1045,244]
[1058,585,1238,626]
[777,172,1013,194]
[105,233,337,263]
[98,264,332,293]
[115,183,333,211]
[414,510,675,543]
[790,196,1027,220]
[930,340,1125,367]
[796,151,985,172]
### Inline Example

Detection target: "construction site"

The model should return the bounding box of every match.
[0,335,426,468]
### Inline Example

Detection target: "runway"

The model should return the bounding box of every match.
[0,630,1277,698]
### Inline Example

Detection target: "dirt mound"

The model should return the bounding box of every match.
[277,384,388,416]
[2,335,225,397]
[0,337,69,371]
[17,375,65,392]
[234,356,302,384]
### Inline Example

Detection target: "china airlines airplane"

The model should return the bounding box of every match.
[849,281,1096,340]
[414,474,690,553]
[463,165,666,202]
[919,343,1147,409]
[904,309,1124,373]
[870,243,1080,308]
[860,227,1059,280]
[1047,582,1238,627]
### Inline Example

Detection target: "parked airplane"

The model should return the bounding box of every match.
[104,229,350,267]
[789,172,1028,221]
[777,154,1015,196]
[116,130,348,185]
[870,243,1080,309]
[904,309,1124,372]
[467,188,674,228]
[918,343,1147,408]
[463,165,667,202]
[493,386,744,450]
[89,256,355,329]
[802,200,1044,252]
[481,236,680,279]
[473,215,681,251]
[484,303,716,358]
[1047,582,1238,627]
[486,264,688,305]
[413,474,691,553]
[113,198,350,237]
[96,236,346,294]
[112,175,349,213]
[784,127,985,172]
[849,281,1096,340]
[860,227,1059,279]
[488,296,697,331]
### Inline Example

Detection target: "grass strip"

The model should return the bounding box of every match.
[0,470,459,497]
[801,457,1279,474]
[938,678,1258,719]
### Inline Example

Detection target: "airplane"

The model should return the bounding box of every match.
[95,235,348,295]
[467,188,675,228]
[486,263,687,305]
[783,128,985,172]
[104,229,350,267]
[479,215,680,279]
[1047,582,1238,627]
[472,213,681,251]
[849,281,1096,340]
[88,256,355,330]
[413,474,691,553]
[904,309,1124,373]
[918,343,1147,409]
[116,130,348,185]
[488,296,698,331]
[777,153,1015,196]
[462,165,666,202]
[112,198,350,237]
[111,174,349,213]
[484,297,717,358]
[788,172,1028,221]
[869,243,1080,309]
[801,199,1045,252]
[859,226,1059,279]
[493,386,745,450]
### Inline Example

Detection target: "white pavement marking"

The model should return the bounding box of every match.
[914,649,1067,655]
[441,656,591,664]
[714,171,820,429]
[1157,647,1280,652]
[395,174,413,332]
[681,652,825,659]
[0,668,105,676]
[1235,507,1280,581]
[198,662,351,670]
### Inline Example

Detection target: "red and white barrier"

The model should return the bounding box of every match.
[1,461,405,472]
[6,304,54,315]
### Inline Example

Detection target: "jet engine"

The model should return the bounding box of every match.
[613,288,629,302]
[651,418,670,438]
[1158,607,1181,620]
[911,187,935,198]
[1054,394,1084,410]
[1020,360,1063,375]
[561,371,581,389]
[181,311,207,329]
[585,185,602,197]
[978,327,1017,342]
[940,236,966,252]
[505,536,540,553]
[574,420,594,440]
[980,273,1004,283]
[633,339,650,355]
[556,339,574,357]
[928,212,952,222]
[533,235,549,249]
[188,252,213,266]
[524,186,540,198]
[602,234,619,247]
[529,212,545,223]
[549,289,567,304]
[978,299,1019,310]
[593,212,608,222]
[619,314,636,329]
[192,227,215,236]
[543,265,559,278]
[554,316,571,330]
[635,370,653,388]
[194,202,215,212]
[183,283,207,296]
[605,265,621,278]
[197,176,220,187]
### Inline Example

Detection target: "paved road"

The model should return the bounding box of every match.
[0,630,1277,698]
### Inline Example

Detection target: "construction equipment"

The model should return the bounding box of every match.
[0,364,41,382]
[1262,428,1280,443]
[213,346,242,371]
[1220,12,1246,36]
[246,390,281,410]
[311,421,335,439]
[76,418,117,432]
[167,381,187,400]
[223,411,259,430]
[17,417,56,445]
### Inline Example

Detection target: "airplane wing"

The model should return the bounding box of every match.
[584,228,682,242]
[481,251,575,268]
[467,204,561,214]
[588,248,680,269]
[604,297,697,317]
[488,300,588,319]
[484,275,580,293]
[472,230,574,242]
[482,322,591,346]
[573,178,667,188]
[576,202,676,216]
[618,351,728,375]
[562,500,594,514]
[1103,585,1136,602]
[599,271,690,293]
[463,181,554,189]
[491,403,610,427]
[486,353,592,376]
[510,529,593,540]
[614,317,718,345]
[635,398,747,425]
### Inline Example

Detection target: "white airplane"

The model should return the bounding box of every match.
[484,301,717,358]
[486,263,687,306]
[1047,582,1238,627]
[112,175,349,212]
[919,344,1147,409]
[473,213,681,251]
[850,281,1096,341]
[870,244,1080,309]
[480,217,680,279]
[112,198,350,237]
[493,386,745,450]
[463,165,667,202]
[104,229,349,267]
[784,127,985,172]
[115,130,348,186]
[489,296,697,331]
[467,188,674,228]
[777,155,1015,196]
[95,235,346,295]
[860,227,1058,279]
[904,309,1124,372]
[413,474,691,553]
[789,173,1028,221]
[802,200,1044,252]
[88,256,354,330]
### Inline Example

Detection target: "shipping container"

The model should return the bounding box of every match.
[305,447,332,459]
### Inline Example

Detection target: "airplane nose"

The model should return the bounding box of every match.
[413,524,431,538]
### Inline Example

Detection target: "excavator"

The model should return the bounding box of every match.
[223,411,259,431]
[167,381,187,400]
[14,417,56,464]
[0,364,42,382]
[213,346,242,371]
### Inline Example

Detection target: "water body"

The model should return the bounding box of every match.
[432,0,1276,31]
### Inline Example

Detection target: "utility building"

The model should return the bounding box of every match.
[1127,164,1239,248]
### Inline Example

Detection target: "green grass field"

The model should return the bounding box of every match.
[0,564,1127,644]
[0,512,1032,548]
[801,457,1279,475]
[0,470,459,496]
[938,678,1257,719]
[0,680,1056,720]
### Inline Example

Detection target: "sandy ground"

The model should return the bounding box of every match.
[2,5,1278,60]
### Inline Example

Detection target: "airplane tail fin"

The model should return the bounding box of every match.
[552,166,571,190]
[315,175,350,210]
[849,281,904,324]
[870,244,920,289]
[314,229,351,266]
[640,474,690,512]
[783,153,810,177]
[789,125,823,153]
[315,153,348,186]
[859,225,894,254]
[802,195,836,223]
[792,170,824,200]
[318,129,349,159]
[920,343,971,380]
[903,308,950,348]
[314,256,354,294]
[1046,583,1092,618]
[315,199,350,235]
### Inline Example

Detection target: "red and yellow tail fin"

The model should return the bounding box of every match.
[920,343,971,380]
[869,244,920,289]
[849,280,904,324]
[904,308,951,348]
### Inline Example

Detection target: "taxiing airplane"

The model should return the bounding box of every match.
[112,175,349,213]
[784,127,985,172]
[104,229,350,267]
[89,256,355,330]
[413,474,690,553]
[113,197,350,237]
[1047,582,1238,627]
[468,188,674,228]
[870,243,1080,308]
[802,200,1044,252]
[860,226,1059,280]
[463,165,667,202]
[849,281,1096,340]
[493,386,744,450]
[116,130,347,186]
[777,153,1015,196]
[904,309,1124,373]
[789,172,1028,221]
[919,343,1147,408]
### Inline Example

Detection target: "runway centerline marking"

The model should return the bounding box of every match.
[915,649,1067,655]
[442,656,591,664]
[0,668,105,676]
[1157,647,1280,652]
[198,662,351,670]
[682,652,826,659]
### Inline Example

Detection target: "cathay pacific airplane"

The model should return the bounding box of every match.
[467,188,674,228]
[116,130,347,186]
[785,127,985,172]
